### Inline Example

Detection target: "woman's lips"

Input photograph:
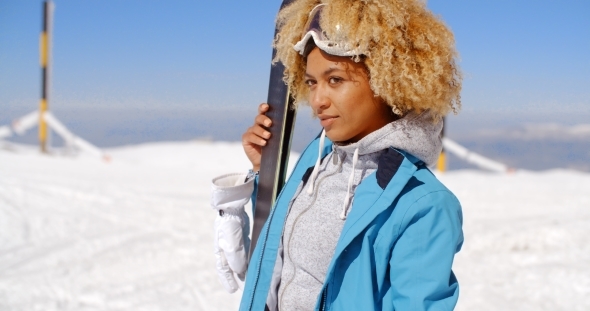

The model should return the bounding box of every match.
[318,115,338,127]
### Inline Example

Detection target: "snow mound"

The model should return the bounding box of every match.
[0,141,588,310]
[437,170,590,311]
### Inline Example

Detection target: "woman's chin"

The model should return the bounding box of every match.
[325,131,354,145]
[324,130,338,142]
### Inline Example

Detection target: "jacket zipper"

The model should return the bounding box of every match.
[319,285,328,311]
[247,148,312,310]
[247,203,276,309]
[279,155,342,310]
[248,139,332,310]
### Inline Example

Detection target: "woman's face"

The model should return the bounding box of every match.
[305,47,395,144]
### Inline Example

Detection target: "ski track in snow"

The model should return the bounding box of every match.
[1,141,589,310]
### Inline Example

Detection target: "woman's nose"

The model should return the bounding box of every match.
[309,85,329,111]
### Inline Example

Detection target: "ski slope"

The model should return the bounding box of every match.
[0,141,588,310]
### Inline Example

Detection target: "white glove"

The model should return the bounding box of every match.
[211,173,253,293]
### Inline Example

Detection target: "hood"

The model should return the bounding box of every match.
[305,110,443,219]
[334,110,443,167]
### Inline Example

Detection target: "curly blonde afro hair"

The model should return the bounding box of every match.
[274,0,462,120]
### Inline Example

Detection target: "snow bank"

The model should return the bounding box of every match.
[438,170,590,311]
[0,141,588,310]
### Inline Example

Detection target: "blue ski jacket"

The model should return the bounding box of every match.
[240,136,464,311]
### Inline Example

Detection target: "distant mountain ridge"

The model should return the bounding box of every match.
[1,109,588,172]
[462,123,590,141]
[447,123,590,172]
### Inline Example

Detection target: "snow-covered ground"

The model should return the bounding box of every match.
[438,170,590,311]
[0,141,588,310]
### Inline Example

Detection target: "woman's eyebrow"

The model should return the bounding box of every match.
[305,67,343,78]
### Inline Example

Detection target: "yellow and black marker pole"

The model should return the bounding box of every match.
[437,116,447,172]
[39,1,54,153]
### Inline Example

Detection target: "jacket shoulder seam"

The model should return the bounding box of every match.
[395,189,454,237]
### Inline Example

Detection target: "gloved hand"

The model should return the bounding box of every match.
[211,173,254,293]
[214,207,250,292]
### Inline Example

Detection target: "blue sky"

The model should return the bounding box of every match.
[1,1,589,129]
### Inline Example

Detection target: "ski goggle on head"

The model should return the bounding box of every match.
[293,4,362,57]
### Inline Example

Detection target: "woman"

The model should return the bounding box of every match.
[210,1,463,310]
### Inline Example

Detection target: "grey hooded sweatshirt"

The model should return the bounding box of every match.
[271,111,443,310]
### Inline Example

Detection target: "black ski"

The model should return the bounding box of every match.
[248,0,297,262]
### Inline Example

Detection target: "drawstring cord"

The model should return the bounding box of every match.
[340,147,358,220]
[307,129,326,195]
[306,129,358,220]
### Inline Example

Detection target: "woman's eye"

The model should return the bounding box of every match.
[329,77,342,84]
[305,79,316,86]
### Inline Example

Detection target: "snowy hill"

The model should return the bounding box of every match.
[1,141,589,310]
